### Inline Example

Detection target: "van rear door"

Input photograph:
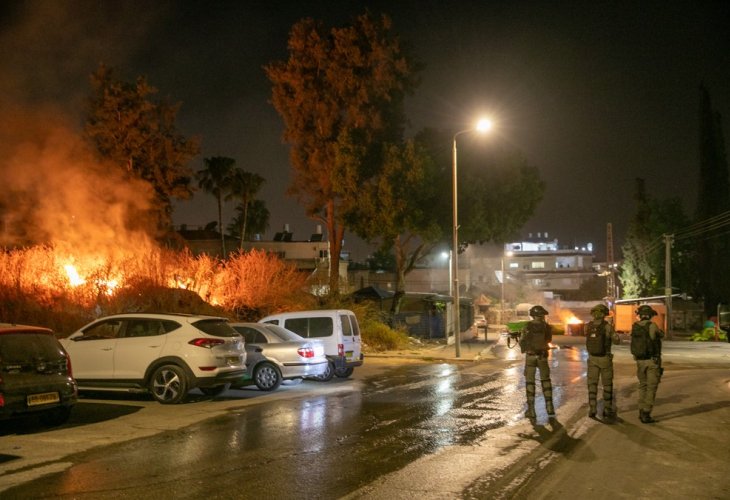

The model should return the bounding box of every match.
[339,312,361,363]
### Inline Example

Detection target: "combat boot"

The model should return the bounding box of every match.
[639,410,657,423]
[588,404,597,418]
[545,398,555,416]
[525,403,536,419]
[602,408,615,419]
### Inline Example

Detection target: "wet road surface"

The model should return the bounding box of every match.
[2,347,590,499]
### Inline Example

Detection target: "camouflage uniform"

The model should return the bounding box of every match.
[520,306,554,419]
[586,315,621,418]
[633,313,664,423]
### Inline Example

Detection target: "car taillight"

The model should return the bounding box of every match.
[66,356,73,378]
[297,347,315,358]
[189,338,225,348]
[338,343,344,357]
[0,393,4,408]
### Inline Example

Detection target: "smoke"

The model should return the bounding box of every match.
[0,105,156,258]
[0,2,174,257]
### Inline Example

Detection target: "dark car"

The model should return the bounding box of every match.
[0,323,77,426]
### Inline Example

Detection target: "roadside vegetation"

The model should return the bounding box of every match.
[0,244,406,348]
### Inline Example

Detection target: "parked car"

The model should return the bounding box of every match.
[59,313,246,404]
[230,322,328,391]
[474,314,487,329]
[0,323,77,426]
[258,309,363,381]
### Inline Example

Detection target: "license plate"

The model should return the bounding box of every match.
[345,350,354,361]
[27,392,60,407]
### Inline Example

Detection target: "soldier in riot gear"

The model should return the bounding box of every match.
[585,304,621,419]
[519,305,555,419]
[631,304,664,423]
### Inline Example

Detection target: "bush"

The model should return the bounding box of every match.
[360,317,409,352]
[313,297,409,351]
[690,327,727,342]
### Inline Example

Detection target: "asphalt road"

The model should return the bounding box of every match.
[1,340,728,499]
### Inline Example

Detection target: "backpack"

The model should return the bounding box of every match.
[630,322,656,359]
[520,321,548,353]
[585,321,607,356]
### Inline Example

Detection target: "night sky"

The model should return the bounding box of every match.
[2,0,728,262]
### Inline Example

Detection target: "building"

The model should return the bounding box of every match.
[175,224,349,294]
[502,232,596,292]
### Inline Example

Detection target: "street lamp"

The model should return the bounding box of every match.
[452,118,493,357]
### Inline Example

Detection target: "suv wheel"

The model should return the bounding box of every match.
[253,362,282,391]
[150,364,188,404]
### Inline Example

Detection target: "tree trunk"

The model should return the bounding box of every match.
[326,201,343,296]
[217,195,225,257]
[240,198,249,250]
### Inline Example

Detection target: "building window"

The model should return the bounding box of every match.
[509,262,519,269]
[531,261,545,269]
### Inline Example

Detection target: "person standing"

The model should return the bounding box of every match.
[630,305,664,423]
[519,305,555,419]
[585,304,621,419]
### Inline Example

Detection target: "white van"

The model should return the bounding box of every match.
[259,309,363,381]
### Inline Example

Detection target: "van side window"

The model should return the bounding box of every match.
[349,315,360,336]
[284,318,309,337]
[340,315,353,336]
[308,317,333,338]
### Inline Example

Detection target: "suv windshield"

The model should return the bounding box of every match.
[192,319,240,337]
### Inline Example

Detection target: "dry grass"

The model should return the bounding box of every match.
[0,244,316,333]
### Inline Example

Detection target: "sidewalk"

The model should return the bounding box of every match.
[363,329,706,363]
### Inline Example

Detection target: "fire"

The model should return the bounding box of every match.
[64,264,85,286]
[63,262,120,296]
[565,315,583,325]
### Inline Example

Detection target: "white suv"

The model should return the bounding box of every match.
[60,313,246,404]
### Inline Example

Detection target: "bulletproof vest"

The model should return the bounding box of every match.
[585,321,607,356]
[630,321,658,359]
[520,321,548,353]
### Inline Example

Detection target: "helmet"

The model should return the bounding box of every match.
[529,305,549,317]
[590,304,609,316]
[636,305,657,318]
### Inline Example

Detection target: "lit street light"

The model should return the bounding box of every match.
[452,118,493,357]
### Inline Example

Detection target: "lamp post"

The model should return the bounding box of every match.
[452,118,493,357]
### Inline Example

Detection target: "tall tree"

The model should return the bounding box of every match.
[696,84,730,313]
[266,12,417,295]
[84,64,199,232]
[196,156,235,257]
[226,169,265,249]
[346,138,441,310]
[349,129,544,312]
[620,179,695,298]
[227,199,270,242]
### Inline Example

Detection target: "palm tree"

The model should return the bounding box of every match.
[227,199,270,242]
[226,169,265,249]
[196,156,235,256]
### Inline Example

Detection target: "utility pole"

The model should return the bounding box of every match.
[606,223,615,300]
[664,233,674,338]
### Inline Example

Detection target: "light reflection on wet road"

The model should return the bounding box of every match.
[3,348,589,499]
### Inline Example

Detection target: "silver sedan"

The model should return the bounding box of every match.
[230,323,328,391]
